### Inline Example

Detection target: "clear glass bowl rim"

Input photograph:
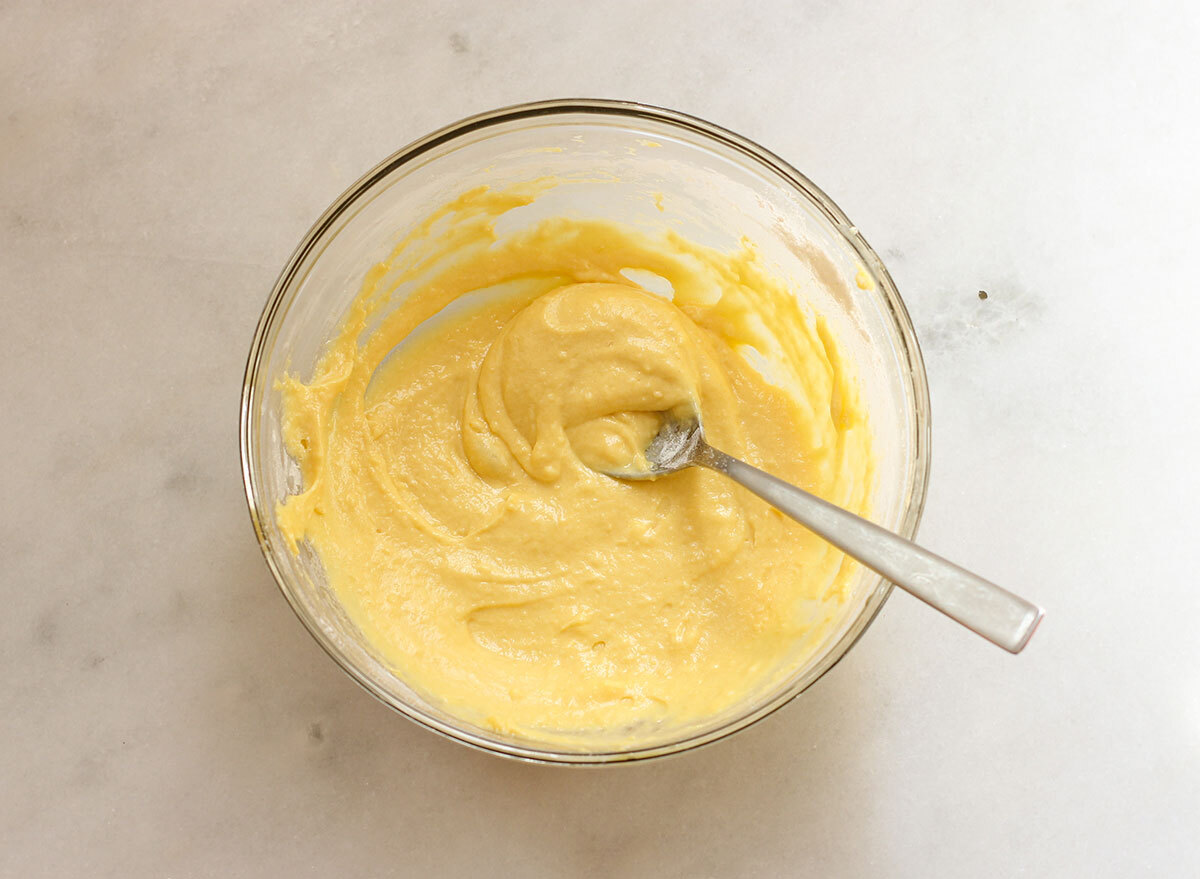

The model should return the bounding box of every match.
[239,98,932,764]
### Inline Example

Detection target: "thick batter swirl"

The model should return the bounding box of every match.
[277,184,873,741]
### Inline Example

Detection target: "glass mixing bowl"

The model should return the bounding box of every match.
[240,99,931,763]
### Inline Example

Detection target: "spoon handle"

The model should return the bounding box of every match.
[697,445,1043,653]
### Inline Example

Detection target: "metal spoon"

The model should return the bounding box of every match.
[602,414,1044,653]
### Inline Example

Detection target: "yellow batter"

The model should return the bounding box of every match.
[277,183,873,741]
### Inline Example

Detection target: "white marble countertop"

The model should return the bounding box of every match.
[4,1,1198,876]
